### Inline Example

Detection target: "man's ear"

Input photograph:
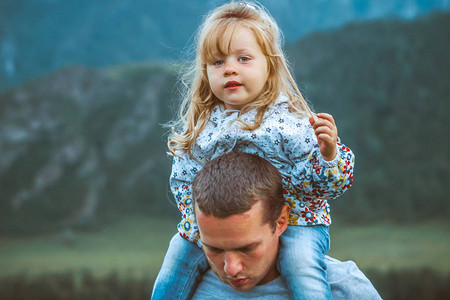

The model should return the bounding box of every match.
[275,204,291,236]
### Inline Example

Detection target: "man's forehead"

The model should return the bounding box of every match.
[196,201,271,247]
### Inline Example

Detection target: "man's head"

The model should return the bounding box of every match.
[192,151,285,227]
[192,151,290,291]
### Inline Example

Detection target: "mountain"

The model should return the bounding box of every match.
[1,0,450,90]
[287,12,450,222]
[0,12,449,235]
[0,63,177,234]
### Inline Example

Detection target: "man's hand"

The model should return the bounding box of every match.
[309,113,338,161]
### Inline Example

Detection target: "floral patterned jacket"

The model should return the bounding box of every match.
[170,93,355,246]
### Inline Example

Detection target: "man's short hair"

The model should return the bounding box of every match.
[192,151,284,228]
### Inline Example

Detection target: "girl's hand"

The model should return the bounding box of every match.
[309,113,338,161]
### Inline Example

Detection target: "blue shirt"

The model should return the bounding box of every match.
[192,256,381,300]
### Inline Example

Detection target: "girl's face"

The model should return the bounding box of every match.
[206,25,268,111]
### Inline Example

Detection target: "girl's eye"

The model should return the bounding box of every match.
[213,60,224,66]
[238,56,250,62]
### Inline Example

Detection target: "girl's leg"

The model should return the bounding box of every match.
[151,233,209,300]
[278,225,331,300]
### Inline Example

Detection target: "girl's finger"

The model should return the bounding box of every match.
[317,133,335,144]
[314,126,334,137]
[316,113,336,126]
[313,118,335,131]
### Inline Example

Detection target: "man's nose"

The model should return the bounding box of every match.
[223,61,238,77]
[223,252,243,277]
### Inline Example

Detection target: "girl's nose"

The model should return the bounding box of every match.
[223,62,238,77]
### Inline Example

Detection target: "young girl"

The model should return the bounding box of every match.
[152,1,354,299]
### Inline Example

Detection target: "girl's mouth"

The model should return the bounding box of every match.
[225,81,242,89]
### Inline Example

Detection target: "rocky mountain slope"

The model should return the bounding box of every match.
[0,63,176,234]
[1,12,449,235]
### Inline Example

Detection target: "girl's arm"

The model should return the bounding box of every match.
[298,140,354,203]
[284,114,355,203]
[169,152,204,245]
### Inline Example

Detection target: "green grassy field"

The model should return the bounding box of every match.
[329,220,450,273]
[0,216,174,279]
[1,216,449,279]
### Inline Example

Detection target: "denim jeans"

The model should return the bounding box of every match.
[278,225,332,300]
[151,233,209,300]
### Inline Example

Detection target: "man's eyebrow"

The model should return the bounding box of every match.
[202,242,219,249]
[235,242,260,251]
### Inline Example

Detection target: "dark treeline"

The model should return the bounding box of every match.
[0,13,449,235]
[288,13,450,223]
[0,268,449,300]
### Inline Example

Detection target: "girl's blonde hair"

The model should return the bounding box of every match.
[168,1,313,157]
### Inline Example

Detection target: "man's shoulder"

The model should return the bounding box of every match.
[325,256,382,300]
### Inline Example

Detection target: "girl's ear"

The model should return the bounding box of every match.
[276,204,290,236]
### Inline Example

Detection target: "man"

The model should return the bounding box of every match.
[190,151,381,299]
